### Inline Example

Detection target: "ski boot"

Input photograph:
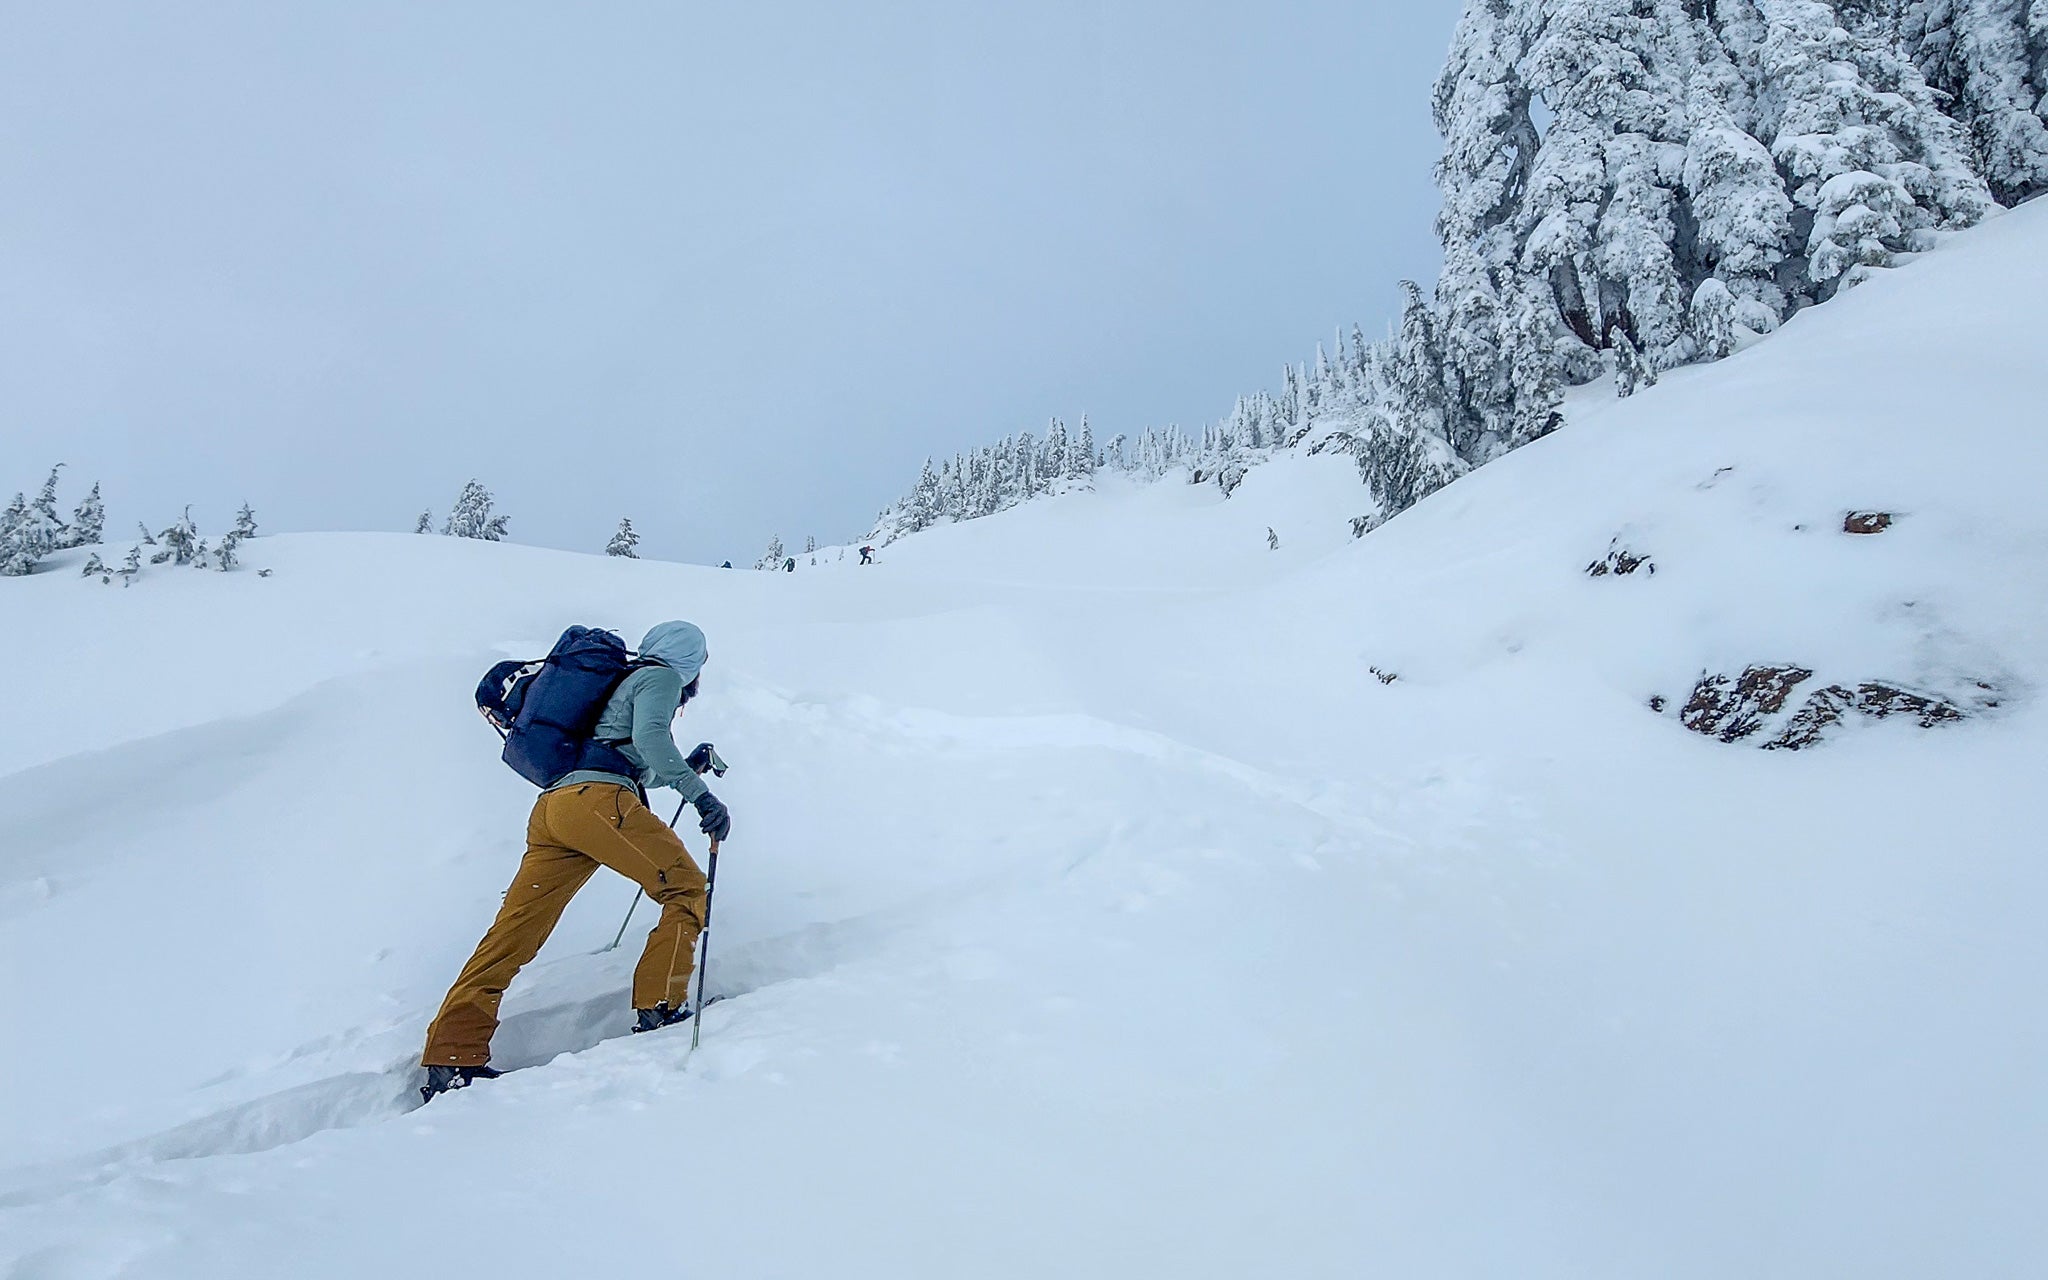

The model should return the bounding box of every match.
[419,1063,502,1105]
[632,1002,694,1033]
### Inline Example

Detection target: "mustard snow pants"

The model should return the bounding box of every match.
[422,783,708,1068]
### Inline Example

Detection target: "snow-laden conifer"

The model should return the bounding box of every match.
[606,518,640,558]
[756,534,785,570]
[214,528,244,571]
[414,510,433,534]
[152,508,204,567]
[1904,0,2048,203]
[1751,0,1993,296]
[1683,80,1795,337]
[0,493,36,576]
[443,482,509,541]
[66,483,106,550]
[29,466,72,552]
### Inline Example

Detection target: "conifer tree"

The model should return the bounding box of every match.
[1612,330,1658,398]
[1683,79,1795,336]
[414,510,434,534]
[1904,0,2048,203]
[29,465,71,550]
[1752,0,1993,296]
[66,483,106,549]
[0,493,35,576]
[443,481,509,540]
[116,545,143,587]
[1688,278,1742,361]
[756,534,785,570]
[81,552,110,582]
[214,527,244,571]
[152,508,204,566]
[233,503,258,539]
[606,518,640,558]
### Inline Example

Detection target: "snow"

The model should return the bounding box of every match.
[3,202,2047,1278]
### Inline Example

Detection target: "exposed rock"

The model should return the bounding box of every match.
[1648,694,1668,713]
[1680,664,1814,742]
[1856,681,1964,727]
[1682,672,1992,751]
[1764,685,1857,750]
[1843,511,1895,535]
[1587,539,1656,577]
[1368,666,1399,686]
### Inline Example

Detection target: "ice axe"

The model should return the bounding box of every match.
[604,744,729,952]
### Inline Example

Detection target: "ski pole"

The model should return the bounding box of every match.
[691,837,722,1051]
[605,797,691,952]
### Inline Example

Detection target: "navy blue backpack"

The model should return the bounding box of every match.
[476,626,647,788]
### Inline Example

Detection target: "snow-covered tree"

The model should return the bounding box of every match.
[232,503,258,540]
[756,534,785,570]
[214,527,245,571]
[414,510,434,534]
[1431,0,1537,452]
[65,483,106,549]
[1904,0,2048,204]
[28,465,71,550]
[151,508,204,566]
[0,493,37,576]
[606,518,640,558]
[1688,277,1743,361]
[1683,78,1795,337]
[1752,0,1993,297]
[1612,330,1657,398]
[81,552,110,582]
[116,545,142,587]
[443,481,509,541]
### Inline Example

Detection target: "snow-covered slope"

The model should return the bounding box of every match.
[3,204,2045,1279]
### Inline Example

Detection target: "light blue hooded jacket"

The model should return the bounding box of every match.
[546,621,710,802]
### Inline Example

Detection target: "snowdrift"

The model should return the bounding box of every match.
[2,204,2044,1279]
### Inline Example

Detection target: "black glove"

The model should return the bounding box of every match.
[685,742,728,777]
[693,791,732,843]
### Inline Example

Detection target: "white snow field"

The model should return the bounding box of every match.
[4,203,2046,1279]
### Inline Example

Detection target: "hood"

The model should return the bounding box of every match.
[639,620,708,683]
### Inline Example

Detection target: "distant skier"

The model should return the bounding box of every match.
[859,545,875,566]
[418,620,733,1102]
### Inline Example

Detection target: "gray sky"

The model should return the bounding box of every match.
[0,2,1464,563]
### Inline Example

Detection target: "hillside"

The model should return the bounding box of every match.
[2,201,2045,1278]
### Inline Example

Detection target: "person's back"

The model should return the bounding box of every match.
[419,620,734,1101]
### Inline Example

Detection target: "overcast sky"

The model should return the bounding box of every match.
[0,2,1465,564]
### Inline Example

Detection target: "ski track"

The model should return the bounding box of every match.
[0,689,1465,1213]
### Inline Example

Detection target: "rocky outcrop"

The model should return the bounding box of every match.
[1671,664,1992,749]
[1680,665,1814,742]
[1587,539,1656,577]
[1843,511,1895,535]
